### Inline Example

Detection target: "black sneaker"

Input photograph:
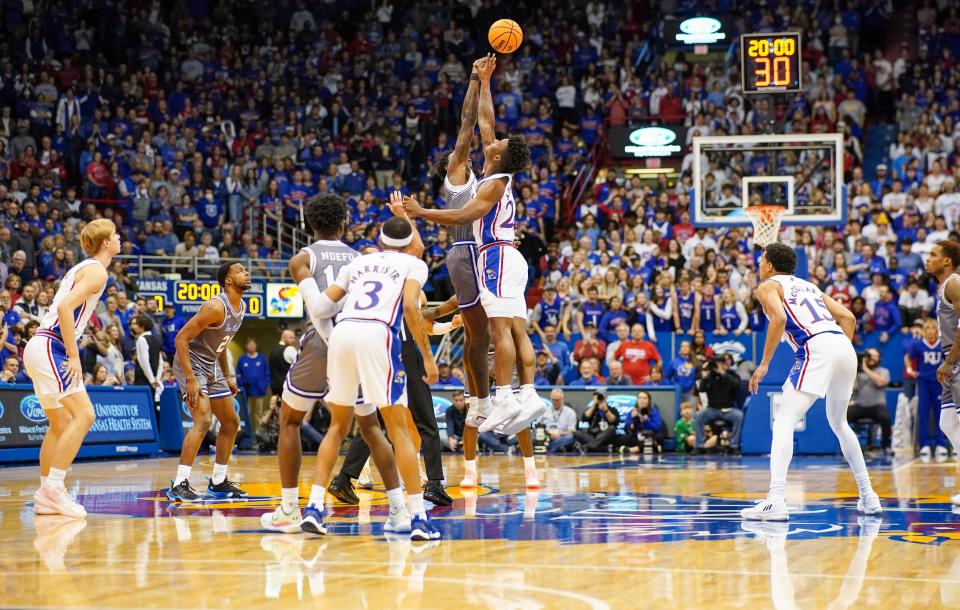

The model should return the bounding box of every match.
[166,479,201,502]
[206,478,247,499]
[328,473,359,505]
[423,481,453,507]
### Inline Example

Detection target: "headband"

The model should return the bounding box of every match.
[381,231,413,247]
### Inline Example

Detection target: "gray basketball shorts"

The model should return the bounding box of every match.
[173,355,232,400]
[282,329,330,412]
[447,242,481,309]
[941,361,960,412]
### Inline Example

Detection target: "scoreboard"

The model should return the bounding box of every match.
[741,32,802,94]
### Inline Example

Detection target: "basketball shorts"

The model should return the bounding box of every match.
[785,331,856,399]
[282,329,330,412]
[23,330,85,402]
[446,242,482,309]
[325,320,406,411]
[939,356,960,413]
[477,244,528,319]
[173,353,232,400]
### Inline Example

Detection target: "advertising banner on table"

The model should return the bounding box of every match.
[0,385,160,462]
[158,386,253,451]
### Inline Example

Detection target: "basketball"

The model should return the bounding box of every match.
[488,19,523,54]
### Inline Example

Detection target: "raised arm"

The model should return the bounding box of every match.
[388,191,424,258]
[58,264,108,388]
[401,179,502,226]
[476,54,496,148]
[175,299,226,408]
[748,280,786,394]
[447,59,483,175]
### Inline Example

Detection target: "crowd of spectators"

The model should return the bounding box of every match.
[0,0,957,452]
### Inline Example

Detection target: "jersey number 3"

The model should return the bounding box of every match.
[355,281,383,310]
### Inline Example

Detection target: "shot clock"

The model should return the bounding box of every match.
[741,32,802,94]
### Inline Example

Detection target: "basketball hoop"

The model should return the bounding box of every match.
[745,205,787,247]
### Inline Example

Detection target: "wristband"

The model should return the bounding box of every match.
[430,321,453,335]
[470,74,480,82]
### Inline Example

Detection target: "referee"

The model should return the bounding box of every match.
[328,315,453,506]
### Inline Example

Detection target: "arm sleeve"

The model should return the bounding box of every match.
[332,260,353,290]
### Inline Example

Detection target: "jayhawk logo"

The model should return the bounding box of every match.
[485,268,497,280]
[393,370,406,385]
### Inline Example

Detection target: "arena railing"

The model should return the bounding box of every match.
[115,254,287,281]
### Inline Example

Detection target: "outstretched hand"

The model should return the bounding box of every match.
[388,191,408,218]
[400,195,424,217]
[475,53,496,81]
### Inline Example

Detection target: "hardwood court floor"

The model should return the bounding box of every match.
[3,453,960,609]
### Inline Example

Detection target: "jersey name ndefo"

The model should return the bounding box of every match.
[768,275,844,352]
[334,251,429,331]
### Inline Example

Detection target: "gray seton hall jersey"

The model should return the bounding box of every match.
[938,273,960,352]
[443,170,477,243]
[188,292,246,364]
[303,239,359,298]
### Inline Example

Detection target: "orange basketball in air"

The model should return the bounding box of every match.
[488,19,523,54]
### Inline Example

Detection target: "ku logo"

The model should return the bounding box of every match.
[393,370,406,385]
[485,268,496,280]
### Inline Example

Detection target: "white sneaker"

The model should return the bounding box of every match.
[479,396,523,433]
[857,491,882,515]
[524,467,541,489]
[501,394,547,436]
[951,493,960,506]
[936,446,950,462]
[357,471,374,490]
[741,497,789,521]
[920,446,932,462]
[465,399,492,428]
[34,485,86,519]
[459,471,478,488]
[384,505,412,534]
[260,504,303,533]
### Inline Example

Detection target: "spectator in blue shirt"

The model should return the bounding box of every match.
[872,286,902,343]
[436,361,463,387]
[237,338,270,430]
[665,340,697,403]
[159,304,187,358]
[541,325,572,372]
[896,239,923,276]
[568,359,602,387]
[0,355,29,384]
[144,220,179,256]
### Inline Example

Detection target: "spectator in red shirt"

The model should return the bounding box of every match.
[573,323,607,365]
[614,323,661,384]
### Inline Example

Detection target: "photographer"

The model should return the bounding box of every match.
[694,356,743,452]
[848,348,891,450]
[619,391,666,453]
[575,389,620,452]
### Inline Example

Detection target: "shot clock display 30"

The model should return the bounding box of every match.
[741,32,802,94]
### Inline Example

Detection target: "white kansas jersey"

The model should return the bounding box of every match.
[333,250,429,333]
[767,274,844,351]
[472,172,516,246]
[40,259,106,339]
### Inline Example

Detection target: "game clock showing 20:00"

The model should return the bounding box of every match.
[741,32,802,94]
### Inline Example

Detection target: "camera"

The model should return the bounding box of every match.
[640,406,650,417]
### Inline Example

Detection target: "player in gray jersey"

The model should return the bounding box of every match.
[434,56,494,488]
[925,240,960,505]
[167,261,251,502]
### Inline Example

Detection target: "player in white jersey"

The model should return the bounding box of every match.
[743,243,881,521]
[297,217,441,541]
[401,56,544,488]
[24,219,121,518]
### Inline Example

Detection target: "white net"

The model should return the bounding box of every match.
[745,205,787,247]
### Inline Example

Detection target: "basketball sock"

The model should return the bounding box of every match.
[468,396,479,412]
[407,492,427,520]
[40,476,46,488]
[47,467,67,489]
[386,487,405,512]
[308,484,326,508]
[522,455,536,470]
[768,386,817,501]
[496,386,513,404]
[479,396,492,411]
[211,463,228,485]
[519,384,535,401]
[826,396,873,494]
[464,459,477,474]
[940,409,960,459]
[281,487,299,513]
[174,465,192,486]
